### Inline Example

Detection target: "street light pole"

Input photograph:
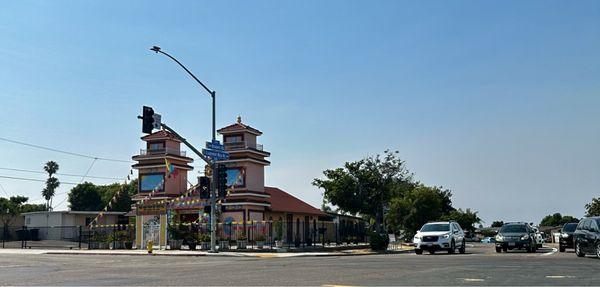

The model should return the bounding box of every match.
[150,46,219,252]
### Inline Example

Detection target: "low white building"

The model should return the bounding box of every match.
[21,211,125,241]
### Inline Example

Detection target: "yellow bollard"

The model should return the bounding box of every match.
[147,240,153,254]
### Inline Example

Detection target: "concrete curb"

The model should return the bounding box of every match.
[1,248,414,258]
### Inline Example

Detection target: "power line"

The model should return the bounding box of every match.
[0,167,125,180]
[0,183,9,197]
[0,136,133,163]
[0,175,80,185]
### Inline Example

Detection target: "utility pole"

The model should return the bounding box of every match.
[150,46,220,252]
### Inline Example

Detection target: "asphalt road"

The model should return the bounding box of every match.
[0,243,598,286]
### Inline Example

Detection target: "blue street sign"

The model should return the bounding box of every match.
[205,140,224,151]
[202,148,229,160]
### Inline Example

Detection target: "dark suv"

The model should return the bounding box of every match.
[495,222,537,253]
[573,217,600,258]
[559,222,578,252]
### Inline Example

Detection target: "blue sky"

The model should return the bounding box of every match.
[0,1,599,224]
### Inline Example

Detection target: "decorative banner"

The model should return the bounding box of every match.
[88,168,135,228]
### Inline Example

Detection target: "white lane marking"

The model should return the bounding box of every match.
[541,248,558,256]
[545,275,575,279]
[462,278,485,282]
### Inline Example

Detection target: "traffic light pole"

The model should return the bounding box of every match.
[209,91,218,253]
[150,46,219,253]
[160,122,219,253]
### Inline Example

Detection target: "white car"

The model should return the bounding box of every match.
[413,221,466,255]
[531,226,544,248]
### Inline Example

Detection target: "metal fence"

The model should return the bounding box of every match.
[2,225,84,249]
[167,220,368,250]
[84,224,136,250]
[3,221,368,251]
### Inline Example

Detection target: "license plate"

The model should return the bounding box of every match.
[509,242,515,247]
[427,243,432,246]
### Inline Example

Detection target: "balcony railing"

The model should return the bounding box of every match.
[140,147,186,157]
[223,141,264,151]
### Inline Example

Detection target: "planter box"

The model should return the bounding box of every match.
[201,242,210,250]
[168,239,183,250]
[110,241,125,249]
[219,241,230,250]
[237,240,248,250]
[256,241,265,249]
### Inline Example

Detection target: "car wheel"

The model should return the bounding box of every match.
[448,240,455,254]
[596,243,600,258]
[502,246,508,252]
[429,250,435,255]
[559,245,565,252]
[459,240,466,254]
[415,249,423,255]
[575,242,585,257]
[495,246,502,253]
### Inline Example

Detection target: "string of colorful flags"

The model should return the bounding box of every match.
[88,168,135,228]
[89,151,247,227]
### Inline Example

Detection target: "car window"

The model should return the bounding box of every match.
[577,220,585,230]
[590,221,599,232]
[583,220,591,231]
[421,223,450,232]
[500,225,527,233]
[563,223,577,232]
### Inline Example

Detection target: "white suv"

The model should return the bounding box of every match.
[413,221,466,255]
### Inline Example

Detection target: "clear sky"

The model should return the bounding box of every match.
[1,1,598,225]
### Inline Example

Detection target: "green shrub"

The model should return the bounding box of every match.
[369,232,389,251]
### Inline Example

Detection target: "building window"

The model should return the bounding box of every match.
[26,218,31,225]
[226,167,245,187]
[148,142,164,151]
[139,173,165,192]
[224,134,243,143]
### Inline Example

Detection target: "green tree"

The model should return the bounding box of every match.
[68,182,102,211]
[540,213,578,226]
[491,221,504,228]
[313,150,413,232]
[68,180,137,212]
[441,208,482,233]
[97,179,137,212]
[386,185,449,239]
[42,161,60,210]
[585,197,600,217]
[0,196,45,226]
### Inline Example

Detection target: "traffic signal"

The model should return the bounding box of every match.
[141,106,155,134]
[217,164,228,198]
[198,176,210,199]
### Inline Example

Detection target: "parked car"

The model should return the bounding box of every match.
[573,217,600,258]
[495,222,538,253]
[559,222,578,252]
[413,221,466,255]
[531,226,544,248]
[481,237,496,243]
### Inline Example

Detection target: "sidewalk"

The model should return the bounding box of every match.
[0,247,413,258]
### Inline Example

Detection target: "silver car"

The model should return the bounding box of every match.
[413,221,466,255]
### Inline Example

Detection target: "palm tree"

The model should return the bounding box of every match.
[42,161,60,210]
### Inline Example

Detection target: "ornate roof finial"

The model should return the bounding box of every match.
[237,115,242,124]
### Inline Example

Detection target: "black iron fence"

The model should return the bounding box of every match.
[167,220,368,250]
[2,225,84,249]
[84,224,135,250]
[2,221,368,251]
